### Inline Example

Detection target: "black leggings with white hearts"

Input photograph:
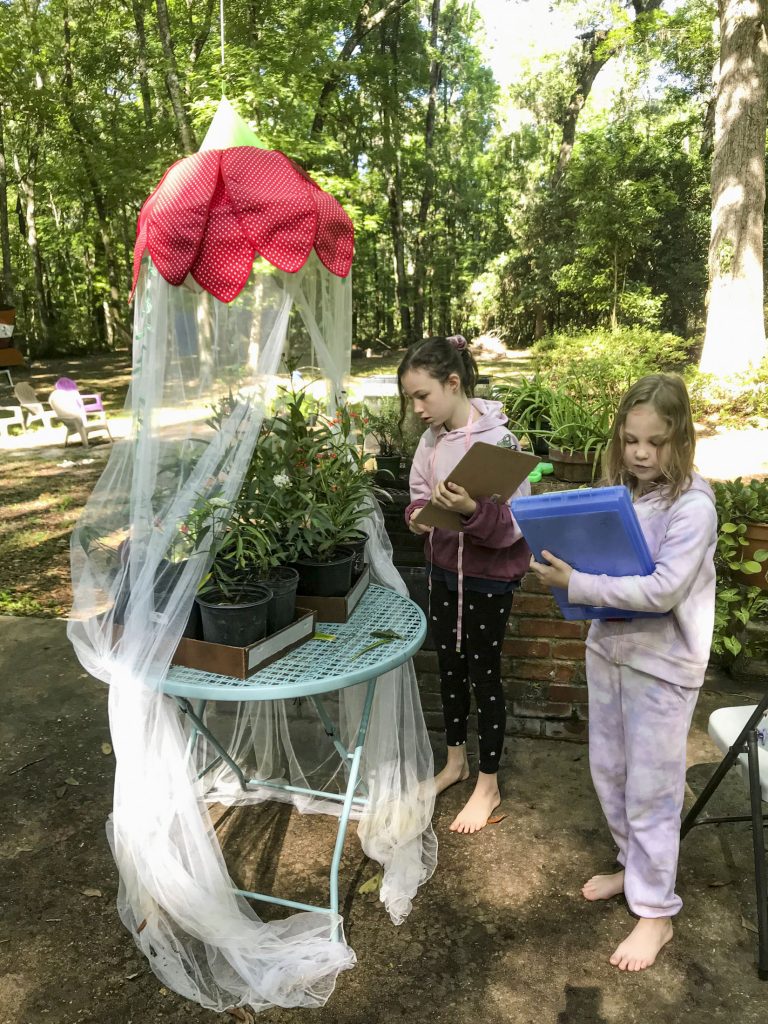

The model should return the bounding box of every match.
[428,578,515,774]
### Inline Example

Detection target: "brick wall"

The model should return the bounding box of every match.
[386,484,591,744]
[410,571,590,745]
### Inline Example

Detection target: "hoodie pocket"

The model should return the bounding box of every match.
[621,613,675,651]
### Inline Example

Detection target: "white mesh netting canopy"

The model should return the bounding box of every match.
[67,100,437,1013]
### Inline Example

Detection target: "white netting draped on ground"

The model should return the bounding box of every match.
[67,240,436,1011]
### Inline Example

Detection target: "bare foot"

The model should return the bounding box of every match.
[449,772,500,834]
[434,748,470,796]
[609,917,673,972]
[582,869,625,901]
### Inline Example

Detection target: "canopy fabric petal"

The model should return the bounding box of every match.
[131,134,353,302]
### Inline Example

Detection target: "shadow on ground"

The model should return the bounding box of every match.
[2,632,768,1022]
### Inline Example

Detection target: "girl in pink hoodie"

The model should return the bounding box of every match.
[531,374,717,974]
[399,335,531,835]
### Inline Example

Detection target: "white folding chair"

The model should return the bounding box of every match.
[682,695,768,978]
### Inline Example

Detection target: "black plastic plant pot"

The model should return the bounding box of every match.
[344,531,368,579]
[395,566,435,651]
[195,583,273,647]
[293,545,355,597]
[154,558,188,614]
[531,435,550,458]
[375,454,402,475]
[257,566,300,633]
[182,600,203,639]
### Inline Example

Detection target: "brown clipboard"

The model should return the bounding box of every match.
[414,442,540,532]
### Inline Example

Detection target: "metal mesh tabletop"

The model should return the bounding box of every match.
[161,584,426,702]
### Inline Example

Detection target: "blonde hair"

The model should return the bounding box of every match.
[602,373,695,502]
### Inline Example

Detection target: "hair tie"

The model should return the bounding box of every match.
[447,334,467,351]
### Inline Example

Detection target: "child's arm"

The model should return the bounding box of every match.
[404,445,431,528]
[567,493,717,614]
[461,476,531,549]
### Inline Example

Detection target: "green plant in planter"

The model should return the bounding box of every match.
[541,384,614,469]
[265,370,375,562]
[492,374,552,448]
[713,478,768,582]
[712,582,768,661]
[362,398,408,458]
[711,478,768,662]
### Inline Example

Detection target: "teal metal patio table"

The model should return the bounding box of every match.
[161,583,426,934]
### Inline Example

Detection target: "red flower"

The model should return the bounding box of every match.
[131,147,354,303]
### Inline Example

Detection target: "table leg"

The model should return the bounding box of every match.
[310,693,369,800]
[329,678,376,938]
[176,697,247,791]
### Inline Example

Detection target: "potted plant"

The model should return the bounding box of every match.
[713,477,768,591]
[493,375,552,457]
[268,372,373,596]
[363,398,408,477]
[183,496,272,646]
[538,385,614,482]
[712,479,768,668]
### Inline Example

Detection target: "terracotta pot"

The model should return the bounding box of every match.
[548,447,598,483]
[733,521,768,590]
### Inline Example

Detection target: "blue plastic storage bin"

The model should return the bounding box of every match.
[511,485,663,621]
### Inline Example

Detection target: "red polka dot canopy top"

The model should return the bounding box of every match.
[131,102,354,303]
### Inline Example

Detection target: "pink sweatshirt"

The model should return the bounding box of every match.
[568,473,718,688]
[404,398,531,583]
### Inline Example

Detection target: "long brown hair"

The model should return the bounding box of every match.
[602,374,695,501]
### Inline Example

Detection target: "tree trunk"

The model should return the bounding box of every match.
[187,0,216,69]
[551,0,662,187]
[380,24,411,343]
[387,175,411,342]
[62,5,130,348]
[552,30,611,187]
[155,0,197,152]
[13,147,52,354]
[131,0,154,130]
[412,0,441,342]
[0,106,14,305]
[700,0,768,375]
[311,0,414,139]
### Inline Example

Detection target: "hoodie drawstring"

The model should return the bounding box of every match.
[427,409,474,653]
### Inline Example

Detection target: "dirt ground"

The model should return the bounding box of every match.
[2,613,768,1024]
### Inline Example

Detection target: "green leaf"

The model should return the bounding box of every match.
[740,561,762,575]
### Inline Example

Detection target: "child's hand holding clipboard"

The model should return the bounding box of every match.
[415,442,540,532]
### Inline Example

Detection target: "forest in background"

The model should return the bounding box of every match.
[0,0,765,373]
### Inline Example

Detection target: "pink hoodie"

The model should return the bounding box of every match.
[567,473,718,688]
[404,398,531,583]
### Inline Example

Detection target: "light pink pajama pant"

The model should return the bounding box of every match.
[586,648,699,918]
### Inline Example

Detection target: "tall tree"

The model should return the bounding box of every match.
[156,0,197,152]
[412,0,442,341]
[0,106,14,304]
[699,0,768,374]
[310,0,414,139]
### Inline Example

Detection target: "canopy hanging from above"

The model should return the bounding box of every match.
[131,99,354,303]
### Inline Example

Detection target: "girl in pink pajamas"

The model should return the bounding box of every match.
[531,374,717,973]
